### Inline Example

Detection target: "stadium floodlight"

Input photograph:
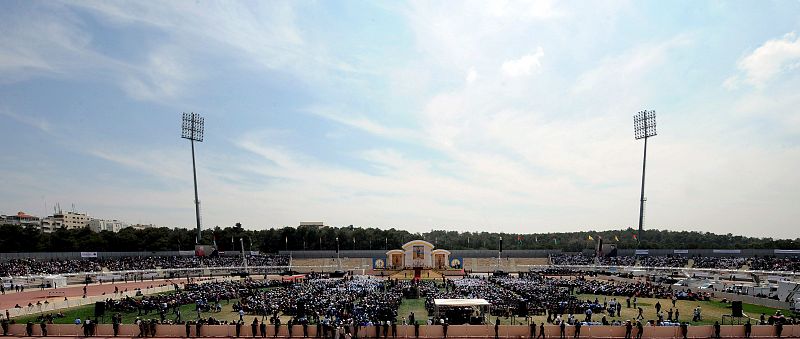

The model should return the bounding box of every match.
[181,112,204,244]
[633,110,657,245]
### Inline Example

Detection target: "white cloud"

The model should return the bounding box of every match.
[501,47,545,77]
[466,67,478,84]
[0,109,53,133]
[305,106,421,140]
[726,32,800,88]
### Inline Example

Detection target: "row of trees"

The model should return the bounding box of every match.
[0,223,798,253]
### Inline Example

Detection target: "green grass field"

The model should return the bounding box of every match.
[15,300,244,325]
[397,298,428,323]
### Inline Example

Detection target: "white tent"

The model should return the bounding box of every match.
[44,275,67,288]
[434,298,491,307]
[433,298,491,323]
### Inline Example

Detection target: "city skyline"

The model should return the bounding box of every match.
[1,1,799,238]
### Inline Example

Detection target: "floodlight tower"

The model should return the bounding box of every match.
[181,112,204,244]
[633,110,657,245]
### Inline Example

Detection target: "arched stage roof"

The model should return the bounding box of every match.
[401,239,435,250]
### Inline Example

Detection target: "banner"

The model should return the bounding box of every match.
[372,257,386,269]
[673,249,689,254]
[713,249,741,254]
[774,249,800,254]
[80,252,98,258]
[634,249,649,255]
[449,257,463,269]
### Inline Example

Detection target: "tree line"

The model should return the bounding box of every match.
[0,223,797,253]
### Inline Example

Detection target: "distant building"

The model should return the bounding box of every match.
[89,219,129,233]
[52,211,91,230]
[128,223,156,230]
[40,216,64,233]
[0,211,40,227]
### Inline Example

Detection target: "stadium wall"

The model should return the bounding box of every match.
[281,249,561,258]
[0,251,251,261]
[4,323,798,338]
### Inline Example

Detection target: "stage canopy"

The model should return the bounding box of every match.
[433,298,491,307]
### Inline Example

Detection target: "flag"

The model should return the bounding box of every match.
[517,235,522,242]
[535,236,538,243]
[588,235,594,241]
[553,238,558,245]
[632,234,638,240]
[614,235,620,242]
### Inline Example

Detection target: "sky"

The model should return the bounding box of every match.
[1,0,799,239]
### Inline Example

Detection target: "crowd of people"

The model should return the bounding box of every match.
[549,254,799,271]
[0,255,290,277]
[236,276,403,329]
[747,256,800,272]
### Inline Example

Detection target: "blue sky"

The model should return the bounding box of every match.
[1,0,799,238]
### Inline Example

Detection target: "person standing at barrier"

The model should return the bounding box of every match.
[413,321,419,339]
[150,319,158,337]
[624,320,632,339]
[235,319,242,337]
[573,321,580,338]
[252,318,259,337]
[196,319,203,338]
[679,322,687,339]
[303,319,309,338]
[442,320,447,339]
[112,314,120,337]
[713,321,720,339]
[775,320,783,338]
[186,321,192,337]
[288,318,294,338]
[635,321,643,339]
[266,317,273,338]
[496,317,501,339]
[744,319,752,338]
[40,320,47,336]
[538,322,545,339]
[530,320,536,339]
[25,321,33,336]
[86,318,95,337]
[1,316,9,336]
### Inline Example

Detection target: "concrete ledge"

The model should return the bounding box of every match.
[4,324,799,338]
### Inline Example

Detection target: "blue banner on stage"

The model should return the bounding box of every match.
[373,257,387,269]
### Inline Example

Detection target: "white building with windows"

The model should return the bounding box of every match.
[89,219,129,233]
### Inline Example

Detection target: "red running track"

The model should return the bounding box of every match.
[0,279,185,310]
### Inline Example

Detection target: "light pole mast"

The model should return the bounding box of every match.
[633,110,657,246]
[181,112,204,244]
